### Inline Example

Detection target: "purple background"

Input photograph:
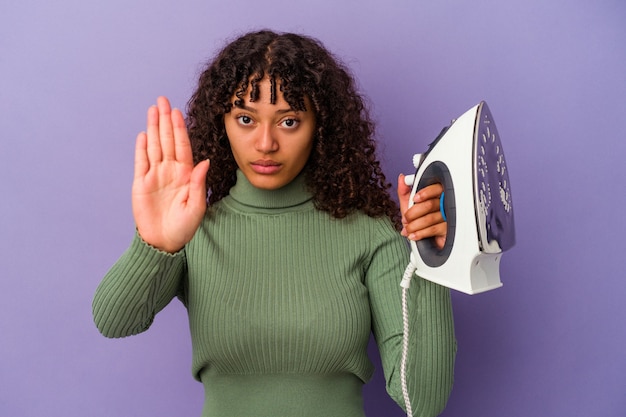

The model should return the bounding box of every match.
[1,0,625,416]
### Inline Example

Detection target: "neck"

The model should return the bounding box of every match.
[226,170,313,210]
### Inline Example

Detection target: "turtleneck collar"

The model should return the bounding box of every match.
[223,170,314,212]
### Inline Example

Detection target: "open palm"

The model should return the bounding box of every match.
[132,97,210,253]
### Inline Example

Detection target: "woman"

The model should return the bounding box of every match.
[93,30,455,417]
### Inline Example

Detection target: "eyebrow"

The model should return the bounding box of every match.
[235,103,298,114]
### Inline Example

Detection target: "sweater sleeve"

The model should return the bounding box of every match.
[92,232,187,338]
[366,222,456,417]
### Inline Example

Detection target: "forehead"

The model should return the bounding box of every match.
[233,75,308,112]
[236,77,279,101]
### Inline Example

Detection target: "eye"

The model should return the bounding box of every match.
[280,118,299,128]
[236,115,254,126]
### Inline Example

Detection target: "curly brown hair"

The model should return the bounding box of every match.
[186,30,400,229]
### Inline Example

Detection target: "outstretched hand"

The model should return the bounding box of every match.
[132,97,210,253]
[397,174,447,250]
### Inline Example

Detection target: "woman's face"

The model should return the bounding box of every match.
[224,77,316,190]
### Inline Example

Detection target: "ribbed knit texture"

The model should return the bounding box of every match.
[93,170,456,417]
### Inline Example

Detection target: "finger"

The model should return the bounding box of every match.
[146,104,162,163]
[407,221,447,242]
[134,131,149,180]
[413,183,444,204]
[188,159,210,208]
[405,209,445,235]
[157,96,176,160]
[405,197,442,223]
[171,108,193,164]
[434,235,446,250]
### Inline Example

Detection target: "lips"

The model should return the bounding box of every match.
[250,160,282,174]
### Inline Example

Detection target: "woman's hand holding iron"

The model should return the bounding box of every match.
[397,174,447,250]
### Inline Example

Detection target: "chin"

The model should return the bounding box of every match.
[247,174,290,190]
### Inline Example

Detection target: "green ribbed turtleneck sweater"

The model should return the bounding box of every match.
[93,171,456,417]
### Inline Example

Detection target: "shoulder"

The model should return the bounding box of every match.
[339,212,407,260]
[347,211,401,237]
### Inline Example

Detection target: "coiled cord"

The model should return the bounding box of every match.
[400,254,417,416]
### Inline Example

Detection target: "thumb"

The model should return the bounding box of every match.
[397,173,412,216]
[189,159,210,206]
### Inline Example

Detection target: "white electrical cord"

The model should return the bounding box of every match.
[400,253,418,417]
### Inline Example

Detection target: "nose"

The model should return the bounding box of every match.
[255,124,279,154]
